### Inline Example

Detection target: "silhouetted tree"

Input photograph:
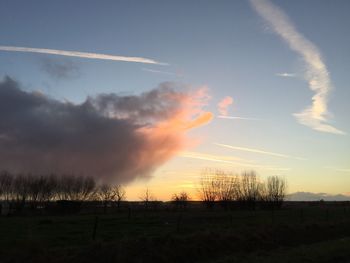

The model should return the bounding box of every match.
[261,175,287,209]
[172,191,190,209]
[13,174,31,210]
[216,170,239,209]
[41,174,59,202]
[114,184,126,209]
[198,169,219,208]
[0,170,13,202]
[140,188,155,209]
[237,171,263,209]
[97,183,126,213]
[56,175,96,201]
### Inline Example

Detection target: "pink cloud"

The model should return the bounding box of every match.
[217,96,233,116]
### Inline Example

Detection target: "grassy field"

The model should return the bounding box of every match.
[0,205,350,262]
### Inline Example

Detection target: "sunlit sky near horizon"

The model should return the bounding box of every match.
[0,0,349,200]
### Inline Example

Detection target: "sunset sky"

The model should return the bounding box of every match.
[0,0,349,200]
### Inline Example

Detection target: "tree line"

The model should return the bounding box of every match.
[198,169,287,209]
[0,169,287,213]
[0,171,125,211]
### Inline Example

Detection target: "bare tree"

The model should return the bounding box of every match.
[56,175,96,201]
[198,169,219,208]
[139,188,155,209]
[216,170,240,209]
[0,170,13,202]
[114,184,126,209]
[27,175,46,208]
[77,176,96,201]
[40,174,58,203]
[261,175,287,209]
[238,171,263,209]
[97,184,116,213]
[13,174,31,210]
[172,191,190,209]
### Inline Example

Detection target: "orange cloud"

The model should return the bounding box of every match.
[127,85,214,181]
[217,96,233,116]
[0,78,213,183]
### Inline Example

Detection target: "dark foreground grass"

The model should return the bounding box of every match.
[215,237,350,263]
[0,207,349,262]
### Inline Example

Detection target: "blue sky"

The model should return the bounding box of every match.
[0,0,349,199]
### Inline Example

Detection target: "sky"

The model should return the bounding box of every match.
[0,0,349,200]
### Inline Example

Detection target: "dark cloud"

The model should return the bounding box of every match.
[0,77,212,183]
[40,58,80,79]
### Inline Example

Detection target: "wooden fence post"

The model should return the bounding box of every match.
[176,213,182,232]
[92,216,99,241]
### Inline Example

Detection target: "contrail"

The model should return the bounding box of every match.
[179,151,290,171]
[0,45,167,65]
[142,68,176,75]
[250,0,344,135]
[276,73,295,78]
[214,143,306,160]
[217,115,261,121]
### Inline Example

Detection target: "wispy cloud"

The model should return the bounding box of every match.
[217,115,261,121]
[217,96,233,116]
[179,151,290,171]
[40,58,80,79]
[0,45,166,65]
[325,166,350,173]
[214,143,306,160]
[250,0,345,135]
[216,96,259,121]
[142,68,177,76]
[276,72,295,78]
[179,151,253,164]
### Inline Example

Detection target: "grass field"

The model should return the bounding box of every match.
[0,204,350,262]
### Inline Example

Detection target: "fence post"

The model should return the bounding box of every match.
[300,208,304,223]
[176,213,182,232]
[128,207,131,221]
[92,216,99,241]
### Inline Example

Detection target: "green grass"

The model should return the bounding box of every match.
[214,237,350,263]
[0,207,349,262]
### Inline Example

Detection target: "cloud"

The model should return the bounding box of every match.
[0,45,166,65]
[276,72,295,78]
[214,143,305,160]
[217,96,233,116]
[217,115,261,121]
[0,77,212,183]
[325,167,350,173]
[250,0,345,135]
[179,151,253,164]
[179,151,289,171]
[40,58,80,79]
[216,97,258,121]
[288,192,350,201]
[142,68,177,76]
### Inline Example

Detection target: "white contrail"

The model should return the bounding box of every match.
[0,45,167,65]
[141,68,176,75]
[276,73,295,78]
[324,166,350,173]
[217,115,261,121]
[214,143,306,160]
[250,0,344,135]
[179,151,289,171]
